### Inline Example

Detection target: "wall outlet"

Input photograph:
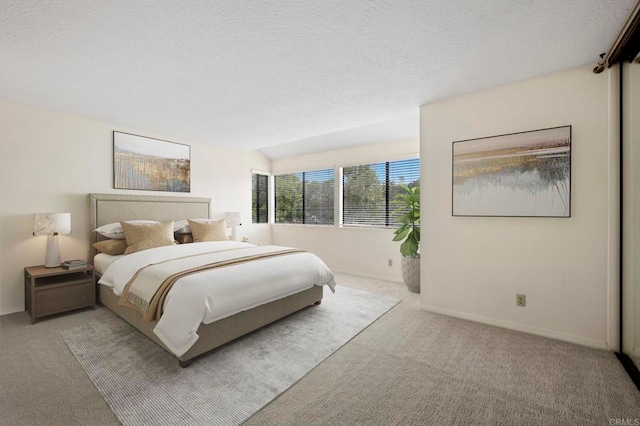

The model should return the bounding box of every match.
[388,259,393,267]
[516,294,526,307]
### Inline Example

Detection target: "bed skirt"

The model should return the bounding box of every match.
[98,284,323,366]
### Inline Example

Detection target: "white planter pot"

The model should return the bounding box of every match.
[401,255,420,293]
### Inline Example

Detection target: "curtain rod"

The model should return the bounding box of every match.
[594,0,640,73]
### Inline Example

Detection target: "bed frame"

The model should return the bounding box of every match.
[88,193,322,367]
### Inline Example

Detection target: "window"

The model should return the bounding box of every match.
[275,168,334,224]
[274,173,303,224]
[252,173,269,223]
[304,169,335,224]
[342,158,419,227]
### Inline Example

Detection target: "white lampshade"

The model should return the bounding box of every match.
[225,212,242,241]
[33,213,71,268]
[224,212,242,227]
[33,213,71,236]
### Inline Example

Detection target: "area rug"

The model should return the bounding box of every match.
[60,286,399,426]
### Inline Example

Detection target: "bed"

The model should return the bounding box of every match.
[88,193,335,367]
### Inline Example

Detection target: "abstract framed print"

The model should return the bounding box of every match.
[113,131,190,192]
[452,126,571,217]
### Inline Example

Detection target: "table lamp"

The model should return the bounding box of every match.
[33,213,71,268]
[225,212,242,241]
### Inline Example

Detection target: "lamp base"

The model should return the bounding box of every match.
[44,234,61,268]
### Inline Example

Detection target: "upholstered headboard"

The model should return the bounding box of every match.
[88,193,211,261]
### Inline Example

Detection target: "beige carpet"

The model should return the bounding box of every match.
[247,301,640,425]
[1,273,639,425]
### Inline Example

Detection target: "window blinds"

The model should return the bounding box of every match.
[304,168,334,225]
[275,172,303,224]
[342,158,419,227]
[275,169,334,225]
[251,173,269,223]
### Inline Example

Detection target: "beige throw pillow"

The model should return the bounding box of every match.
[188,219,229,243]
[92,239,128,255]
[121,221,176,254]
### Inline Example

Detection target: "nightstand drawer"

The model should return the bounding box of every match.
[36,293,93,316]
[36,281,93,301]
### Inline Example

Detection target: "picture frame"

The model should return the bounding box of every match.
[452,125,571,217]
[113,131,191,192]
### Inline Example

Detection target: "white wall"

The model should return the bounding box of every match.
[0,100,272,315]
[622,62,640,364]
[271,138,419,282]
[420,65,620,349]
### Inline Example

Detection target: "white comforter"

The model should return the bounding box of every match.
[99,241,336,356]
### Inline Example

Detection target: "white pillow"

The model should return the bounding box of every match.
[173,219,190,234]
[96,220,190,238]
[94,220,159,239]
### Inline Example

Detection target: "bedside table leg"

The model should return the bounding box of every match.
[91,270,97,309]
[30,276,36,324]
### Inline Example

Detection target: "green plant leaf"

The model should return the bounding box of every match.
[393,226,409,241]
[400,235,419,257]
[391,206,408,215]
[399,212,418,224]
[393,193,412,202]
[391,183,420,255]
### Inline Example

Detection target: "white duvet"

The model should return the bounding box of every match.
[99,241,336,357]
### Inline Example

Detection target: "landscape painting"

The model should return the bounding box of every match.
[113,132,190,192]
[452,126,571,217]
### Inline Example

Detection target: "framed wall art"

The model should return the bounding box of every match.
[452,125,571,217]
[113,131,191,192]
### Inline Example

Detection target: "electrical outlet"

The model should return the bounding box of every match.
[516,294,526,307]
[388,259,393,267]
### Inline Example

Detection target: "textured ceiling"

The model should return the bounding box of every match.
[0,1,634,158]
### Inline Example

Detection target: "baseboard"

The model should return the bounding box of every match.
[331,269,402,283]
[0,306,25,316]
[422,304,610,350]
[615,352,640,391]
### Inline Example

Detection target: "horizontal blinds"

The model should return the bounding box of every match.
[304,168,334,225]
[343,162,386,227]
[275,173,303,224]
[389,158,420,225]
[270,159,418,227]
[252,173,269,223]
[343,158,419,228]
[275,169,334,225]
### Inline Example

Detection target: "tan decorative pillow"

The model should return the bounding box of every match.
[92,239,128,255]
[188,219,229,243]
[121,221,176,255]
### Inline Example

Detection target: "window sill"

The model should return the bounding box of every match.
[340,225,397,231]
[272,223,334,228]
[269,223,396,231]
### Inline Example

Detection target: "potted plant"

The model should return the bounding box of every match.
[392,184,420,293]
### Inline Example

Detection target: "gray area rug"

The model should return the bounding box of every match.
[60,286,399,426]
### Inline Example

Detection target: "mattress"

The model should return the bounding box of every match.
[94,253,123,276]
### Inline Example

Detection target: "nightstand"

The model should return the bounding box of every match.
[24,265,96,324]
